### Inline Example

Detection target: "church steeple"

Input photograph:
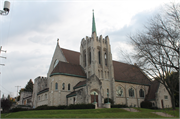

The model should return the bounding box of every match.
[92,9,97,35]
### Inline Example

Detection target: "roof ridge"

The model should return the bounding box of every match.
[60,48,80,54]
[113,60,135,67]
[58,60,82,67]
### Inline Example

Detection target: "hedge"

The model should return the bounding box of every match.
[66,104,95,109]
[35,104,94,110]
[111,104,128,108]
[140,101,152,108]
[104,98,114,105]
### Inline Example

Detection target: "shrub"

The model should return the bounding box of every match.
[104,98,114,105]
[35,105,48,110]
[140,101,152,108]
[111,104,128,108]
[35,105,66,110]
[57,105,67,109]
[17,105,31,108]
[150,106,159,109]
[1,98,12,112]
[67,104,95,109]
[48,106,58,110]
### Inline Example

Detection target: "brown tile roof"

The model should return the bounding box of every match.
[50,61,86,78]
[61,48,80,65]
[37,88,49,95]
[59,48,150,85]
[73,80,86,89]
[145,80,160,101]
[113,61,150,85]
[66,91,77,98]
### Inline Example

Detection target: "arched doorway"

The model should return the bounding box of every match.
[90,91,98,105]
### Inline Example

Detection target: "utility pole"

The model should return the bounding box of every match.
[0,2,10,106]
[15,86,21,99]
[0,46,6,66]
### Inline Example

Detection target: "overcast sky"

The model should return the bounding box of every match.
[0,0,177,97]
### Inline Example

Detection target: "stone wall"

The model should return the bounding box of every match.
[114,81,149,107]
[37,92,48,107]
[155,83,172,108]
[32,76,48,108]
[49,75,86,106]
[19,91,32,105]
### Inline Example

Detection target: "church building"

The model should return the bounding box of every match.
[29,11,172,109]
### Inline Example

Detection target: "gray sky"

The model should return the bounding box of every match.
[0,0,175,97]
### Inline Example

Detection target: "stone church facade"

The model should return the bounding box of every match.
[29,11,172,108]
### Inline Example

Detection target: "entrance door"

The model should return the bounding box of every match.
[91,95,98,103]
[161,100,164,109]
[90,91,98,106]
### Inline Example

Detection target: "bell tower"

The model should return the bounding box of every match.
[80,10,115,101]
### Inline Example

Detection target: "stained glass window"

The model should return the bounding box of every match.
[129,88,134,97]
[116,86,123,96]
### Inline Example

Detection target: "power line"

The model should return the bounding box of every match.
[15,86,21,98]
[0,84,11,93]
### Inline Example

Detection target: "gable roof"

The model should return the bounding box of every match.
[145,80,160,101]
[113,61,150,85]
[50,61,86,78]
[59,48,150,85]
[61,48,80,65]
[73,80,86,89]
[37,88,49,95]
[66,91,76,98]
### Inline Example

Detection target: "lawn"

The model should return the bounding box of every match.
[135,107,179,117]
[1,108,179,118]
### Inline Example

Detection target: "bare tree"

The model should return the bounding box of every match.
[129,3,179,109]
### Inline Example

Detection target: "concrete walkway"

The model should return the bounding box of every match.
[122,108,139,112]
[152,112,174,117]
[122,108,175,117]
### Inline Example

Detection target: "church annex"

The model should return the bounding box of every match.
[20,11,172,109]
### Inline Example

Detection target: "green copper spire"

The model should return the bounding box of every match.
[92,9,97,35]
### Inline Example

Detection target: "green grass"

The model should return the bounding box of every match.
[159,107,179,117]
[1,108,179,118]
[135,107,179,118]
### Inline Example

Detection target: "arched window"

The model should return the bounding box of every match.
[98,51,101,64]
[55,82,58,90]
[54,59,59,68]
[68,84,70,91]
[62,83,65,90]
[89,51,91,64]
[139,89,144,97]
[116,86,123,96]
[73,97,76,104]
[105,53,107,66]
[83,51,86,67]
[84,54,86,67]
[129,88,134,97]
[90,91,98,95]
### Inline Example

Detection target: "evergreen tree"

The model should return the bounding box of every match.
[1,98,12,112]
[7,94,10,100]
[24,79,33,92]
[2,94,5,99]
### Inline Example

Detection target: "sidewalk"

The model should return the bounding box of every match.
[122,108,175,117]
[122,108,139,112]
[152,112,174,117]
